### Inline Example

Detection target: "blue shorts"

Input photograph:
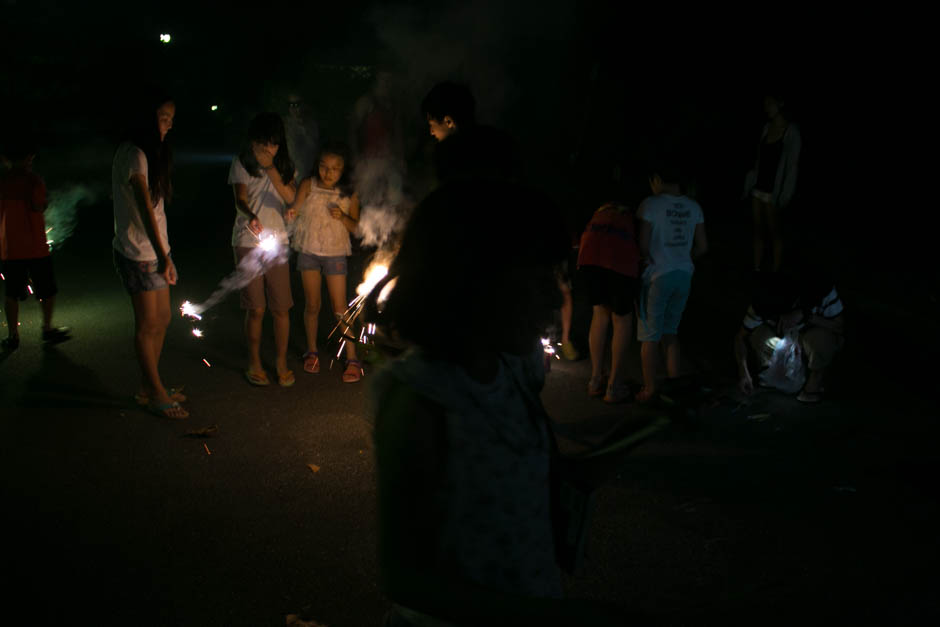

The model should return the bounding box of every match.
[296,252,347,276]
[637,270,692,342]
[113,249,169,295]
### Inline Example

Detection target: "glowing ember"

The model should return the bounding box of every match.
[210,105,219,111]
[356,263,388,296]
[1,273,5,280]
[540,338,556,356]
[259,234,278,252]
[27,285,34,295]
[159,33,172,43]
[181,301,202,320]
[202,358,211,367]
[192,328,204,338]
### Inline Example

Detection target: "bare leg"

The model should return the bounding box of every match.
[559,282,573,345]
[4,296,18,339]
[325,273,357,362]
[300,270,322,354]
[39,295,54,330]
[608,312,633,387]
[271,309,290,376]
[245,307,265,374]
[588,305,610,381]
[662,333,681,378]
[639,341,660,399]
[132,288,186,418]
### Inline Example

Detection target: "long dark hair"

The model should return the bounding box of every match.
[126,91,173,205]
[239,113,294,184]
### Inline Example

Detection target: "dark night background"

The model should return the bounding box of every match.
[2,1,937,626]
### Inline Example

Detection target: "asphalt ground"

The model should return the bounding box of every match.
[2,164,939,625]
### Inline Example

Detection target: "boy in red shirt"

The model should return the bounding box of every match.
[0,139,70,350]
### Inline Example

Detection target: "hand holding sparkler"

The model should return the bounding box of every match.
[246,215,263,236]
[328,202,344,221]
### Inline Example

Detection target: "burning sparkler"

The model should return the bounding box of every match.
[181,301,202,320]
[192,328,204,338]
[541,337,560,360]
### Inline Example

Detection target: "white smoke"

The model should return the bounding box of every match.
[187,238,289,315]
[44,184,97,250]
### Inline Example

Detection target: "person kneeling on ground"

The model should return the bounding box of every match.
[734,272,844,403]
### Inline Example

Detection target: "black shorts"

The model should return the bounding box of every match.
[580,265,638,316]
[1,256,57,301]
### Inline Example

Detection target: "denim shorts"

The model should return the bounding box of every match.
[637,270,692,342]
[113,249,169,295]
[296,252,347,276]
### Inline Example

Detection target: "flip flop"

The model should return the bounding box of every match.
[278,369,296,387]
[342,359,364,383]
[302,351,320,374]
[245,370,270,386]
[603,383,632,404]
[134,387,187,406]
[147,400,188,419]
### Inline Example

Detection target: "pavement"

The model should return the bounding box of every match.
[2,166,939,625]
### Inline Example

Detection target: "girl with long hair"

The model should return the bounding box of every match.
[111,92,187,418]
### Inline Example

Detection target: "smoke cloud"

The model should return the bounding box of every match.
[45,184,97,250]
[188,239,288,315]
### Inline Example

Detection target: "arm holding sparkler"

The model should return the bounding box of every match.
[285,178,311,222]
[130,173,176,284]
[232,183,262,235]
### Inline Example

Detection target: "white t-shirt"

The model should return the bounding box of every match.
[291,182,352,256]
[111,142,169,261]
[637,194,704,281]
[228,156,289,248]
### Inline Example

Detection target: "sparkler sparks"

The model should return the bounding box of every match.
[259,234,278,252]
[202,358,211,367]
[181,301,202,320]
[159,33,172,43]
[192,328,204,338]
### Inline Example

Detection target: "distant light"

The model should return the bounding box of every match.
[210,105,219,111]
[159,33,172,43]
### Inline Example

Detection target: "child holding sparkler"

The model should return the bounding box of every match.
[230,113,297,387]
[286,141,363,382]
[111,93,186,418]
[0,135,71,351]
[372,181,627,626]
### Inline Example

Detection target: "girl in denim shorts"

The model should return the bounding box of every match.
[287,141,363,382]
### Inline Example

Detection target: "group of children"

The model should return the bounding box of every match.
[576,166,708,404]
[105,96,366,419]
[227,113,363,391]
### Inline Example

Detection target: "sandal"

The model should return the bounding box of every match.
[635,387,656,403]
[797,388,824,403]
[342,359,364,383]
[146,399,188,419]
[278,369,296,387]
[302,351,320,374]
[245,370,270,386]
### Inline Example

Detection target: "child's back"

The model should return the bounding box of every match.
[637,192,704,280]
[0,166,48,261]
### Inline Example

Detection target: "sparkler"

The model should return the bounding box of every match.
[541,337,560,360]
[192,328,204,338]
